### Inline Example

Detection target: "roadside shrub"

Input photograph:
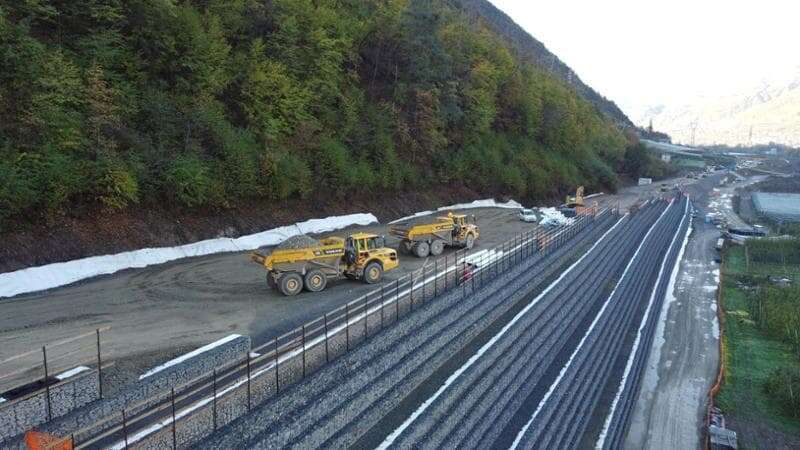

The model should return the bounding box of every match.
[763,367,800,418]
[0,153,37,224]
[168,154,214,207]
[265,152,312,200]
[317,138,360,193]
[746,239,800,266]
[749,285,800,357]
[96,159,140,210]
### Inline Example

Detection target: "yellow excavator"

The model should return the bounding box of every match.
[565,186,585,208]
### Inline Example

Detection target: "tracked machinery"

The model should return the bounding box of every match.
[389,212,480,258]
[560,185,597,217]
[251,233,399,296]
[565,185,585,208]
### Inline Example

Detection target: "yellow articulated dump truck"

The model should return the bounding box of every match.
[389,212,479,258]
[251,233,399,296]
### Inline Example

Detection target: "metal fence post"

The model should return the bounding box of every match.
[442,256,446,293]
[212,369,218,430]
[96,328,103,399]
[324,313,330,363]
[122,408,129,449]
[434,259,439,297]
[410,272,415,311]
[275,339,280,393]
[395,279,400,320]
[380,285,385,329]
[301,324,306,379]
[171,388,177,449]
[246,353,252,411]
[443,254,448,292]
[42,346,52,421]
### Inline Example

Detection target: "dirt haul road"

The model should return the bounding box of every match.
[0,176,698,392]
[624,173,738,450]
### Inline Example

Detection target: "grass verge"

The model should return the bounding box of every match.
[716,246,800,448]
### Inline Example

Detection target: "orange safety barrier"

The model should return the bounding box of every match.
[705,259,727,449]
[24,431,72,450]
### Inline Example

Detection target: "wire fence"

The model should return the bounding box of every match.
[0,328,111,444]
[0,328,109,398]
[25,209,614,449]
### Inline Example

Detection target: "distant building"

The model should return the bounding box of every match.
[752,192,800,223]
[661,153,671,162]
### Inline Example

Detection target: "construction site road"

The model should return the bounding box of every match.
[624,172,733,450]
[0,174,705,394]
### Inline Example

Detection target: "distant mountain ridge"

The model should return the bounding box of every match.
[636,69,800,147]
[454,0,634,128]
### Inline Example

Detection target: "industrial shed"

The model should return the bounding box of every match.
[752,192,800,222]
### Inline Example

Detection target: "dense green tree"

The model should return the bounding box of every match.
[0,0,633,230]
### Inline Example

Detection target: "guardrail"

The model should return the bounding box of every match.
[39,210,612,449]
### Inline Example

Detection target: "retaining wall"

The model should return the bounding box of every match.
[4,334,249,448]
[0,369,98,444]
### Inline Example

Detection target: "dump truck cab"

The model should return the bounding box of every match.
[344,232,399,283]
[448,213,479,243]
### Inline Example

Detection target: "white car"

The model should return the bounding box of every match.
[519,208,539,223]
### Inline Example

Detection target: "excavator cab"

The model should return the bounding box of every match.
[565,186,585,208]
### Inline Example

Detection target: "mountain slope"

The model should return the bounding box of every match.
[453,0,633,128]
[637,70,800,146]
[0,0,632,231]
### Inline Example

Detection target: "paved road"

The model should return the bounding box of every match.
[623,174,757,450]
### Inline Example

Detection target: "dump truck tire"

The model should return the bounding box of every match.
[413,241,430,258]
[304,270,327,292]
[363,261,383,284]
[430,239,445,256]
[465,233,475,249]
[267,274,277,289]
[279,273,303,296]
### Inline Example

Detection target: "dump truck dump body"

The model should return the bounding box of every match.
[389,213,479,258]
[251,234,398,296]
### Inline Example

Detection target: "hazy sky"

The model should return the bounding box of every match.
[489,0,800,118]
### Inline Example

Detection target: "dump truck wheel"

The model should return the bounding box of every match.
[304,270,327,292]
[279,273,303,296]
[430,240,445,256]
[465,234,475,249]
[363,262,383,284]
[413,241,430,258]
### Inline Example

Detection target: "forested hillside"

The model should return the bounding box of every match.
[0,0,635,230]
[452,0,633,128]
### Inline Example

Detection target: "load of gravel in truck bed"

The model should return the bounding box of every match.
[276,234,321,250]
